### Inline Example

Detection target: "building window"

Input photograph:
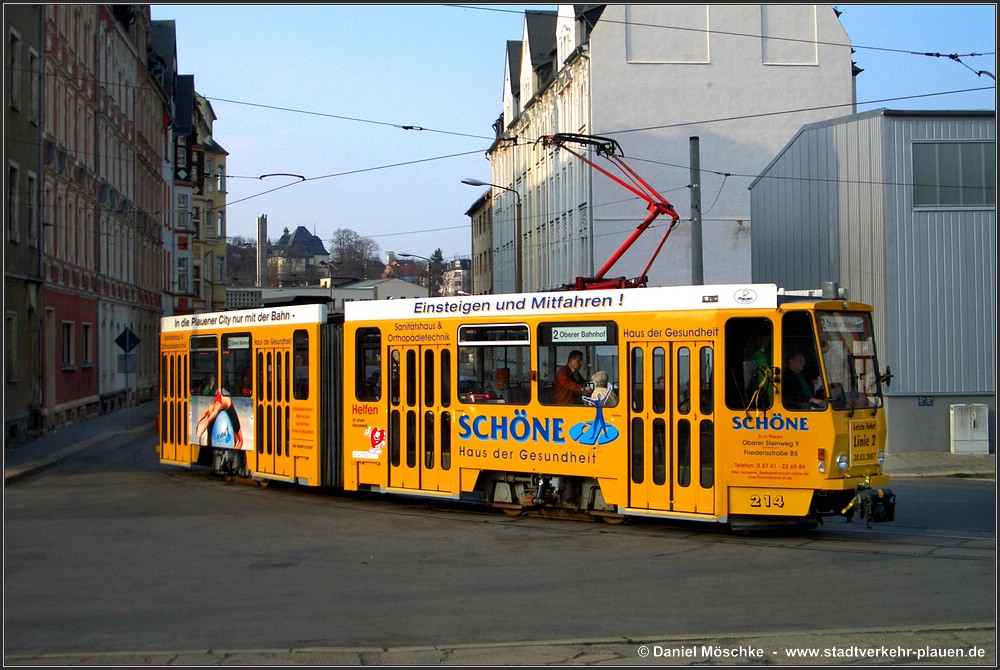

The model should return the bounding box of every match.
[28,48,39,124]
[178,257,189,293]
[5,312,16,381]
[81,323,93,366]
[913,141,996,208]
[62,321,75,368]
[27,172,37,247]
[8,28,21,110]
[7,162,20,243]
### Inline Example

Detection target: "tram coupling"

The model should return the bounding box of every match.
[846,482,896,527]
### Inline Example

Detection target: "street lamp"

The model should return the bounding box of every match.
[462,178,523,293]
[397,253,433,295]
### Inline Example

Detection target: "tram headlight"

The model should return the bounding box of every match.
[837,454,849,471]
[877,449,885,466]
[818,460,826,474]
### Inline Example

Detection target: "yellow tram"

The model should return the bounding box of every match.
[158,283,895,529]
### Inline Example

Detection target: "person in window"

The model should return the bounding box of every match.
[554,350,592,405]
[743,335,772,404]
[239,369,252,396]
[201,374,217,396]
[589,370,618,407]
[783,351,824,410]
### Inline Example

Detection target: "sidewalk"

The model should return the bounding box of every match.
[4,402,995,484]
[4,400,159,484]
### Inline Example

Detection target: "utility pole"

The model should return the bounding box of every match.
[690,137,704,285]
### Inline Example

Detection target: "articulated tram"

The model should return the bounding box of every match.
[158,282,895,529]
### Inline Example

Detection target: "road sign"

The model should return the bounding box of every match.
[115,327,140,353]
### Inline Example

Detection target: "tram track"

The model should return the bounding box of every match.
[159,465,995,561]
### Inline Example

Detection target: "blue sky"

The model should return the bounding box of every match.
[150,4,996,260]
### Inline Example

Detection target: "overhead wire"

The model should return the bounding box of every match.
[21,6,994,240]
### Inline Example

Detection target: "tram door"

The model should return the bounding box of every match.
[253,344,294,478]
[627,342,715,515]
[387,345,452,492]
[158,349,191,465]
[671,343,716,515]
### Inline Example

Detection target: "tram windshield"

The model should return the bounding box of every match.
[815,311,882,410]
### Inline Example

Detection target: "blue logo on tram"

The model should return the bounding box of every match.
[457,403,619,448]
[570,396,619,445]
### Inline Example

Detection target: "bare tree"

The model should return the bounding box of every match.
[329,228,382,280]
[226,235,258,286]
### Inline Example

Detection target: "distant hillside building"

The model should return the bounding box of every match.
[268,226,330,287]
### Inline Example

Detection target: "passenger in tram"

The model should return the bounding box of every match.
[589,370,618,407]
[554,350,593,405]
[201,374,218,396]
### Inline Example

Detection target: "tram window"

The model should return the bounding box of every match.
[276,350,286,403]
[458,324,529,405]
[724,317,773,411]
[390,351,400,405]
[629,348,643,412]
[423,410,435,469]
[700,419,714,488]
[630,417,644,484]
[677,419,691,487]
[816,311,880,410]
[440,350,451,408]
[190,335,217,395]
[222,333,253,398]
[652,348,666,414]
[440,412,452,470]
[677,347,690,415]
[424,349,435,406]
[389,410,401,466]
[699,347,714,414]
[355,328,382,402]
[405,350,417,406]
[782,312,825,411]
[538,321,619,407]
[652,418,666,485]
[405,409,417,467]
[292,330,309,400]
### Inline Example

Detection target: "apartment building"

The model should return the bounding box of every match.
[482,4,858,292]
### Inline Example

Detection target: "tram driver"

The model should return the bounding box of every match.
[554,350,593,405]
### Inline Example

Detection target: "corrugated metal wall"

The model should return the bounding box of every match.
[750,110,995,398]
[882,114,996,394]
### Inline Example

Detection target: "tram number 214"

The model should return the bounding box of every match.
[749,494,785,509]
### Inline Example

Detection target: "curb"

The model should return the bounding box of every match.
[4,422,155,485]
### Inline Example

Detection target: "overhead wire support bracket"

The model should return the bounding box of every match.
[538,133,681,290]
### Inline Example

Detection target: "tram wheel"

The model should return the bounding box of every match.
[501,507,524,517]
[598,514,627,525]
[257,479,270,488]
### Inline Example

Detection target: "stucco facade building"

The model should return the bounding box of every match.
[482,4,858,293]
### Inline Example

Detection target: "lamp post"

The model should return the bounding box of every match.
[397,253,433,296]
[462,178,522,293]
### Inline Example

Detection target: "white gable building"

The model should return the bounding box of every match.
[481,4,858,292]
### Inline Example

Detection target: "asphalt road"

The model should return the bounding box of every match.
[4,429,995,666]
